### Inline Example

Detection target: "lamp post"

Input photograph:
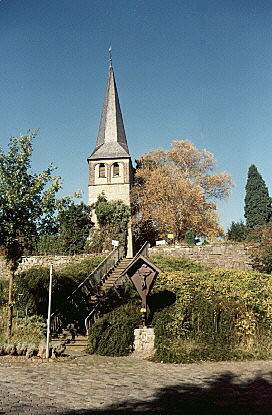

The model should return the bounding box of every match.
[46,264,53,359]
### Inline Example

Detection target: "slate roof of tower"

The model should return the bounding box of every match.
[88,64,130,160]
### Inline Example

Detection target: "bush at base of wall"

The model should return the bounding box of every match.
[14,256,104,319]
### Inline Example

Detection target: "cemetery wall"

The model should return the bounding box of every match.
[149,243,253,271]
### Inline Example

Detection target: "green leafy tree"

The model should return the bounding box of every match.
[227,221,247,242]
[88,194,130,252]
[244,165,271,229]
[132,218,159,251]
[94,194,130,235]
[0,132,61,336]
[37,202,92,255]
[248,225,272,273]
[57,202,92,254]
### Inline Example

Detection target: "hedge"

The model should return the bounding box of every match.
[15,256,104,320]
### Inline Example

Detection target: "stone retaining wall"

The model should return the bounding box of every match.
[150,243,254,270]
[0,243,254,280]
[0,253,99,280]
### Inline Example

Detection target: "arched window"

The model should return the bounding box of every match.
[112,162,120,177]
[99,163,106,178]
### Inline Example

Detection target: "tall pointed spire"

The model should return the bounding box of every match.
[89,58,130,160]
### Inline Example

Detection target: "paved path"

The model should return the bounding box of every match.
[0,356,272,414]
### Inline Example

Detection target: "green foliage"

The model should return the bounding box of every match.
[227,221,247,242]
[132,219,160,251]
[0,280,7,306]
[0,315,46,357]
[151,255,206,273]
[87,302,140,356]
[244,165,271,229]
[86,255,272,363]
[88,194,130,252]
[94,194,130,231]
[184,229,197,245]
[0,132,62,268]
[15,257,103,319]
[11,315,46,345]
[35,234,63,255]
[94,194,114,227]
[36,202,92,255]
[57,202,92,254]
[153,266,272,363]
[248,225,272,274]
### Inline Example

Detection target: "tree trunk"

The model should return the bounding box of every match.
[7,266,14,338]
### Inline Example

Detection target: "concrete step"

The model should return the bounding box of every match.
[106,274,122,279]
[63,336,88,356]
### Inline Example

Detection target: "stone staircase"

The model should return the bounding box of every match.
[101,258,132,291]
[50,242,150,336]
[64,335,88,356]
[50,245,131,334]
[51,335,88,357]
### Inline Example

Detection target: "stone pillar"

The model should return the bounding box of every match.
[133,327,155,357]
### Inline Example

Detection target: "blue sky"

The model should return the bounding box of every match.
[1,0,272,230]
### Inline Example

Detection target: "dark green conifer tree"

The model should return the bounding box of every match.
[244,165,271,228]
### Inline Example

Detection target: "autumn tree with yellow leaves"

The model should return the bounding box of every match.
[132,140,232,240]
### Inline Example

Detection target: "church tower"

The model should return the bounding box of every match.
[87,58,133,256]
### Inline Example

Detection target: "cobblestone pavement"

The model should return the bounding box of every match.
[0,356,272,414]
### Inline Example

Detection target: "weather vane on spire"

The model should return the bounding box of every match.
[109,45,112,66]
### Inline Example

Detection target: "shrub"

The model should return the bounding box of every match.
[87,302,141,356]
[11,315,46,345]
[150,255,206,273]
[15,256,103,319]
[184,229,197,245]
[0,315,46,357]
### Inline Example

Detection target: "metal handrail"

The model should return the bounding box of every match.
[84,302,100,334]
[133,241,150,260]
[65,245,123,301]
[112,241,150,291]
[84,242,150,334]
[50,244,125,331]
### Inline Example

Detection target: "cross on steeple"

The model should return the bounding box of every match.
[109,46,112,66]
